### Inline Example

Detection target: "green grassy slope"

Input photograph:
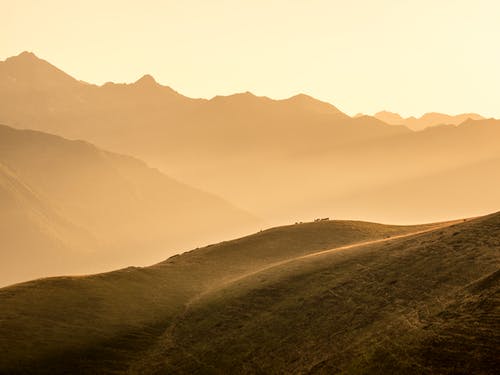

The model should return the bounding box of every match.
[0,220,438,373]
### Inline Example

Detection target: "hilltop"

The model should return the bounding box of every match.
[0,212,498,373]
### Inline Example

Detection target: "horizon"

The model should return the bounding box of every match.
[3,0,499,118]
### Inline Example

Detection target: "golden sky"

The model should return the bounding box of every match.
[2,0,499,117]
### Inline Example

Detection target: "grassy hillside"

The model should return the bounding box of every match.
[0,219,439,373]
[2,214,498,374]
[0,124,258,286]
[129,213,499,374]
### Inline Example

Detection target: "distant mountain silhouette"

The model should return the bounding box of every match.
[1,51,499,225]
[0,51,406,143]
[373,110,405,125]
[374,110,484,130]
[0,124,259,286]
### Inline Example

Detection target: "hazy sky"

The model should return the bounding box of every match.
[2,0,499,117]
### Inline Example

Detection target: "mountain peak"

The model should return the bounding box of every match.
[210,91,262,103]
[2,51,79,87]
[374,111,404,125]
[134,74,158,86]
[286,93,324,104]
[283,93,345,116]
[16,51,38,60]
[4,51,42,65]
[230,91,257,98]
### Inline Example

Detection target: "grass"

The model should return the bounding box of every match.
[0,215,498,374]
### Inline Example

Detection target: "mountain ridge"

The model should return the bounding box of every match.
[2,51,493,128]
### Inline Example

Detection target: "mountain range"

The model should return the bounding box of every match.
[1,51,500,284]
[1,51,499,226]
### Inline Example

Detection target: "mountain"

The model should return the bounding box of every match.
[1,52,499,226]
[0,124,258,286]
[374,110,485,130]
[0,51,79,88]
[0,51,404,151]
[0,212,498,373]
[0,161,96,286]
[373,110,405,125]
[0,52,407,211]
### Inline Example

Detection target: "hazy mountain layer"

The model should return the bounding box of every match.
[1,52,499,225]
[0,213,498,373]
[286,120,500,223]
[374,110,484,131]
[0,162,97,286]
[0,124,258,286]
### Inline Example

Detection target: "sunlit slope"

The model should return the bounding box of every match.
[0,124,258,285]
[133,213,499,374]
[0,220,438,373]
